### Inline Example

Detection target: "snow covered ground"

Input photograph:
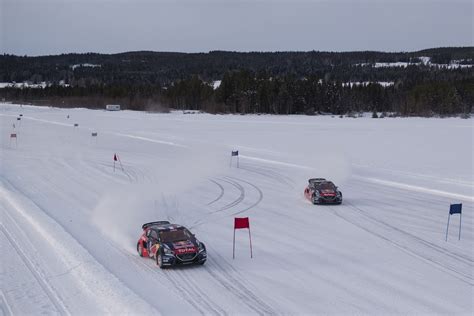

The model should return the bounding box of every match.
[357,57,473,69]
[0,103,472,315]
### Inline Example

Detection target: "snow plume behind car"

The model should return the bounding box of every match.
[289,150,351,189]
[91,146,228,253]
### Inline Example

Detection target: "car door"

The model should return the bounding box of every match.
[149,229,161,256]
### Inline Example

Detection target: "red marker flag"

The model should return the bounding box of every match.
[113,153,124,172]
[9,133,18,147]
[234,217,250,229]
[233,217,252,259]
[113,153,118,172]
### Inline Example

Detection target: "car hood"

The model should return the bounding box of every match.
[319,189,337,195]
[164,240,198,254]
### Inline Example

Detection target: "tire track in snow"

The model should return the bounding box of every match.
[96,162,135,182]
[204,253,277,315]
[227,176,264,216]
[191,176,264,228]
[168,267,228,316]
[239,164,295,189]
[53,157,130,187]
[127,257,206,314]
[344,181,474,237]
[0,290,13,316]
[345,200,473,265]
[119,248,226,316]
[206,179,225,206]
[326,205,474,286]
[58,154,156,188]
[125,245,276,315]
[0,223,70,315]
[190,177,246,228]
[346,180,474,211]
[345,195,474,268]
[210,178,245,213]
[353,176,474,202]
[352,164,474,188]
[156,176,271,314]
[160,268,223,316]
[1,179,158,314]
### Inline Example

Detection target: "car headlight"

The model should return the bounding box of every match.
[198,242,206,253]
[163,247,173,255]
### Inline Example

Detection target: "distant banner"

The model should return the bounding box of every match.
[449,203,462,215]
[231,150,239,156]
[446,203,462,241]
[9,133,18,146]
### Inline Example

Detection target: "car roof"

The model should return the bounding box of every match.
[149,224,185,232]
[315,180,335,186]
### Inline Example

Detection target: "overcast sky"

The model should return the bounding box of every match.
[1,0,472,56]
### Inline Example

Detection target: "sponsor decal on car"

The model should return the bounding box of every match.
[321,190,336,196]
[171,240,197,253]
[174,247,197,254]
[151,244,160,254]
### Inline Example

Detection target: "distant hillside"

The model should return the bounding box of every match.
[0,47,473,116]
[1,47,472,84]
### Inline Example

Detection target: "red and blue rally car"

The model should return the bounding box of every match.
[304,178,343,205]
[137,221,207,268]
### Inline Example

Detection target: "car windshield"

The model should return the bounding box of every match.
[159,228,192,243]
[319,182,336,190]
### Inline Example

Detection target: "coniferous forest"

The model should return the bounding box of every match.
[1,47,473,116]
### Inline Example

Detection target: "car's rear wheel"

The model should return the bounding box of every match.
[137,242,144,257]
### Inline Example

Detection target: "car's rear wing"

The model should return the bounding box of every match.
[142,221,170,230]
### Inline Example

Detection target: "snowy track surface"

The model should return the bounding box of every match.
[1,104,473,315]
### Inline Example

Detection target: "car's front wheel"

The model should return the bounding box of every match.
[156,253,166,269]
[336,192,343,204]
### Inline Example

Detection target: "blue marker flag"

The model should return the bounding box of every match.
[449,203,462,215]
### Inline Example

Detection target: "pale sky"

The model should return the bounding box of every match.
[1,0,472,56]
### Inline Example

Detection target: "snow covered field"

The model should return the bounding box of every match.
[0,103,472,315]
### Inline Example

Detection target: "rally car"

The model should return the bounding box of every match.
[137,221,207,268]
[304,178,342,204]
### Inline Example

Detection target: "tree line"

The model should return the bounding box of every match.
[0,47,472,116]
